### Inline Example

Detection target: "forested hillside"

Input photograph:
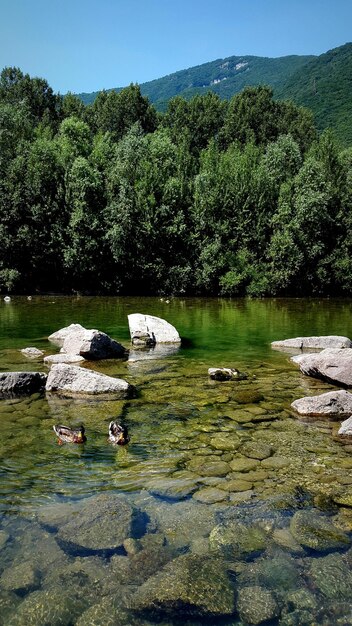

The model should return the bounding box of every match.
[78,54,313,109]
[1,67,352,297]
[78,43,352,145]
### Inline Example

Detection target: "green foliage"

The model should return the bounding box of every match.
[1,65,352,297]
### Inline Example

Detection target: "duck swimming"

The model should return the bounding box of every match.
[108,422,130,445]
[53,424,86,444]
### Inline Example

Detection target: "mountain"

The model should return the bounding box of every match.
[77,43,352,145]
[78,53,314,109]
[277,43,352,145]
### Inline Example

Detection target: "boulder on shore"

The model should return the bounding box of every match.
[271,335,352,352]
[61,328,127,360]
[48,323,86,346]
[296,348,352,387]
[128,313,181,345]
[45,363,134,398]
[0,372,47,395]
[291,390,352,418]
[338,416,352,437]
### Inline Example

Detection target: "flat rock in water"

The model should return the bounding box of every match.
[0,371,47,395]
[128,313,181,344]
[21,347,44,358]
[44,354,85,364]
[297,348,352,387]
[271,336,352,351]
[237,586,279,625]
[62,328,127,360]
[45,363,134,398]
[131,554,235,617]
[291,390,352,417]
[48,323,87,346]
[57,493,136,551]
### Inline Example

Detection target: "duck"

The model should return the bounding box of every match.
[108,422,130,445]
[53,424,86,444]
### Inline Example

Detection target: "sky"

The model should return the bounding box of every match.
[0,0,351,94]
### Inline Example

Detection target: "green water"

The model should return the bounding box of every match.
[0,296,352,625]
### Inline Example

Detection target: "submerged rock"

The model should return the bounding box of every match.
[0,371,46,395]
[209,521,267,560]
[308,553,352,600]
[237,585,280,625]
[290,510,350,552]
[0,561,40,594]
[57,493,138,551]
[128,313,181,344]
[46,363,134,398]
[6,589,83,626]
[271,335,352,351]
[296,348,352,387]
[131,554,235,617]
[208,367,248,381]
[291,390,352,417]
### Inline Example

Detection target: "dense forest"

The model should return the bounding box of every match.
[1,66,352,297]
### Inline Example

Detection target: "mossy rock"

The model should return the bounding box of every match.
[237,585,280,625]
[193,487,228,504]
[221,479,253,492]
[0,562,40,594]
[240,441,273,460]
[332,492,352,507]
[6,590,84,626]
[210,434,241,451]
[229,457,260,473]
[261,456,290,469]
[233,390,264,404]
[148,477,197,501]
[187,458,231,477]
[131,554,235,617]
[290,510,350,552]
[308,553,352,599]
[209,521,266,560]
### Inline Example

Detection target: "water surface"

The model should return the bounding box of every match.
[0,297,352,625]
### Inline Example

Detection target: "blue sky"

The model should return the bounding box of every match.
[1,0,351,94]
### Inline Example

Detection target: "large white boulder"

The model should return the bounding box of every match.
[61,328,127,360]
[297,348,352,387]
[46,364,134,398]
[272,336,352,352]
[291,390,352,417]
[338,416,352,436]
[128,313,181,344]
[48,324,86,346]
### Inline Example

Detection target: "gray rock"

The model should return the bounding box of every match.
[209,521,266,560]
[272,335,352,351]
[131,554,235,617]
[0,371,46,395]
[237,585,280,625]
[208,367,248,381]
[297,348,352,387]
[57,493,136,551]
[44,353,85,364]
[193,487,228,503]
[0,590,21,625]
[0,562,40,594]
[48,323,86,346]
[338,415,352,436]
[21,347,44,358]
[45,363,134,398]
[290,510,350,551]
[62,328,127,360]
[5,589,82,626]
[128,313,181,344]
[308,553,352,599]
[291,390,352,417]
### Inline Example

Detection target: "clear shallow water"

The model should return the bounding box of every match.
[0,297,352,625]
